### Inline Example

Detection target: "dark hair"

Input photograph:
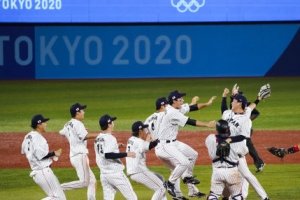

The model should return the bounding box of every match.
[100,125,109,130]
[30,124,37,129]
[71,113,76,118]
[132,131,139,137]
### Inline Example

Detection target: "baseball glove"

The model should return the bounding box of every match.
[258,83,271,99]
[267,147,287,159]
[216,141,230,157]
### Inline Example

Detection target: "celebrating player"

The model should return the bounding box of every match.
[21,114,66,200]
[205,119,248,200]
[59,103,98,200]
[154,90,216,198]
[145,97,210,199]
[221,84,267,173]
[94,114,137,200]
[126,121,166,200]
[220,86,270,200]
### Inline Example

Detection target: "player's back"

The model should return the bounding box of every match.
[59,118,88,157]
[21,131,52,171]
[94,133,124,174]
[205,134,248,168]
[145,112,165,140]
[126,136,149,175]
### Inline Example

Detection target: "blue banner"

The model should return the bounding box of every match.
[34,24,300,79]
[0,0,300,23]
[1,24,300,79]
[0,26,35,79]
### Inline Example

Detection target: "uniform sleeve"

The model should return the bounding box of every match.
[205,134,217,160]
[21,139,26,154]
[59,124,67,137]
[240,119,252,138]
[178,103,190,114]
[245,107,252,118]
[76,122,89,141]
[170,109,189,127]
[234,142,249,157]
[34,137,49,160]
[222,110,231,120]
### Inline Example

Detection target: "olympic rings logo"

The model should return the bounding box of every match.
[171,0,205,13]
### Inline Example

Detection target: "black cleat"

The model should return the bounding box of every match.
[183,176,200,185]
[164,180,176,197]
[256,163,266,173]
[173,196,189,200]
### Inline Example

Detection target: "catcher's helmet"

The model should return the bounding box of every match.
[216,119,231,138]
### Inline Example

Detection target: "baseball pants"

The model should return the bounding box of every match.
[31,167,66,200]
[130,170,167,200]
[247,130,264,169]
[208,167,242,200]
[100,171,137,200]
[61,154,96,200]
[238,156,268,199]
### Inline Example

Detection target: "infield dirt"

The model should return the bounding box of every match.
[1,130,299,169]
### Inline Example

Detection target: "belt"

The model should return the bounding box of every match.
[158,139,176,143]
[216,166,236,168]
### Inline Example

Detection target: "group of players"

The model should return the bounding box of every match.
[22,83,280,200]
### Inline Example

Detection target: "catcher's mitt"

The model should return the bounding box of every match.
[216,141,230,157]
[258,83,271,99]
[267,147,287,159]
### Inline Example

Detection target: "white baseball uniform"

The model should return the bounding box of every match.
[222,107,268,199]
[126,136,167,200]
[59,118,96,200]
[21,131,66,200]
[95,133,137,200]
[146,104,201,197]
[205,134,249,199]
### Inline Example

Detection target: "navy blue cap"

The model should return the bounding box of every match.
[234,94,247,108]
[70,103,87,116]
[168,90,186,104]
[156,97,169,110]
[31,114,50,127]
[99,114,117,127]
[132,121,148,132]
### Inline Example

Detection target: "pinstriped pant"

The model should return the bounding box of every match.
[130,170,167,200]
[31,167,66,200]
[101,171,137,200]
[61,154,96,200]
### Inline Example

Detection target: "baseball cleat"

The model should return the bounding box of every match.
[164,180,176,197]
[188,192,206,198]
[256,163,266,173]
[173,196,189,200]
[183,176,200,185]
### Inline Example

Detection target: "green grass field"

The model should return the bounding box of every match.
[1,77,300,132]
[1,165,300,200]
[1,77,300,199]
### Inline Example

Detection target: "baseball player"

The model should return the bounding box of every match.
[21,114,66,200]
[145,97,210,199]
[59,103,98,200]
[268,144,300,159]
[154,90,216,198]
[205,119,248,200]
[126,121,167,200]
[221,84,265,173]
[221,89,270,200]
[94,114,137,200]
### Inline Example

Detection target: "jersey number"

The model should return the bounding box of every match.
[97,144,103,154]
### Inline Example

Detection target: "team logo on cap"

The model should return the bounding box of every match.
[108,119,111,123]
[172,96,176,100]
[139,126,142,129]
[171,0,205,13]
[37,120,41,123]
[76,108,79,111]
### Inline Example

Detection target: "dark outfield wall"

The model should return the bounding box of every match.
[1,23,300,79]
